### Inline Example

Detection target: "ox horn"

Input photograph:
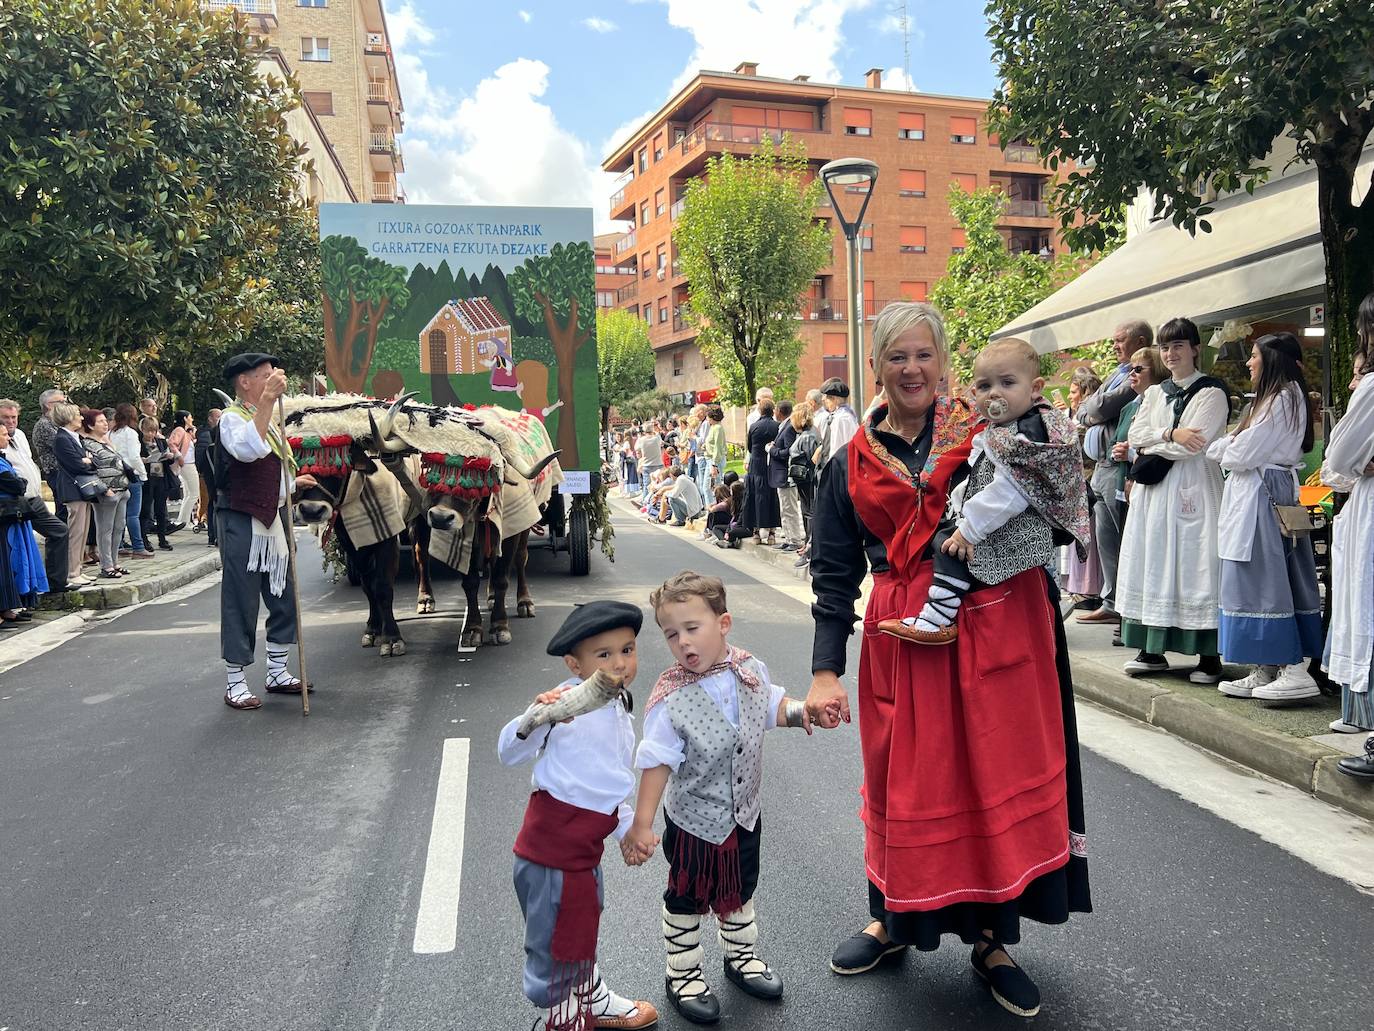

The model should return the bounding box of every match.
[212,388,234,407]
[507,449,562,481]
[371,392,415,453]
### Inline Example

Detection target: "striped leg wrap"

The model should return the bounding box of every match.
[907,574,970,631]
[718,900,769,978]
[663,906,709,1001]
[577,965,636,1020]
[225,662,254,703]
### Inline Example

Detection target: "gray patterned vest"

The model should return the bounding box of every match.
[662,656,769,845]
[965,453,1055,586]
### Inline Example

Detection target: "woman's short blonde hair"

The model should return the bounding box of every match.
[790,400,814,430]
[50,402,80,428]
[1131,346,1168,384]
[870,302,948,371]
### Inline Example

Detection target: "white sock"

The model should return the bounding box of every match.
[580,966,637,1019]
[265,642,294,686]
[225,662,253,701]
[903,575,970,632]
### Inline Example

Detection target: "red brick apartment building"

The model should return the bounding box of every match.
[594,232,637,312]
[601,62,1066,400]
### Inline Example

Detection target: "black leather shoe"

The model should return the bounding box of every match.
[157,539,173,551]
[664,976,720,1025]
[829,930,907,975]
[724,958,783,1000]
[1337,737,1374,780]
[971,937,1040,1018]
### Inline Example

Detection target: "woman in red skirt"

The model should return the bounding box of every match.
[805,302,1091,1019]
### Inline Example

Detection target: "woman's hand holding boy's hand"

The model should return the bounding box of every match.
[620,823,659,865]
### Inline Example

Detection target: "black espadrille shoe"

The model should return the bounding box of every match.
[829,929,908,975]
[971,934,1041,1018]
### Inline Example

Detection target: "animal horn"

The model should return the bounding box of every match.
[212,388,234,407]
[371,393,414,453]
[507,449,562,481]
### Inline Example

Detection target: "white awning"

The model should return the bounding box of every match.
[991,155,1372,353]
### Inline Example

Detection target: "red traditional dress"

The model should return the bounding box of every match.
[810,398,1091,947]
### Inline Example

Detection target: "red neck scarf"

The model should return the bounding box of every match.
[847,398,978,579]
[645,644,760,716]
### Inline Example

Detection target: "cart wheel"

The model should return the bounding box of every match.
[569,506,590,576]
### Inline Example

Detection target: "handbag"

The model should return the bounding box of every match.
[1260,478,1314,539]
[75,473,106,501]
[1128,377,1226,487]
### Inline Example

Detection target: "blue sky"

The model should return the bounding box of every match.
[388,1,998,227]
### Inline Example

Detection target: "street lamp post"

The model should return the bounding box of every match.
[820,157,879,414]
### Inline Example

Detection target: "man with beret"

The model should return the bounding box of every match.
[498,600,658,1030]
[215,353,318,710]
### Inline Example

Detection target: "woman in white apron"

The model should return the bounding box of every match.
[1210,333,1322,701]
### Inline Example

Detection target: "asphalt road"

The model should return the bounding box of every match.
[2,512,1373,1031]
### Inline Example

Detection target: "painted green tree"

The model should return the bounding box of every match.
[596,309,656,430]
[510,241,595,466]
[675,136,830,406]
[930,185,1086,383]
[987,0,1374,411]
[0,0,306,375]
[321,234,410,393]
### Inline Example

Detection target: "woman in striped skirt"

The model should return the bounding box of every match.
[1210,333,1323,701]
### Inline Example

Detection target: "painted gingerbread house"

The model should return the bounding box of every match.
[418,297,511,375]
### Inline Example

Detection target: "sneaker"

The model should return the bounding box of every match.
[793,554,809,568]
[1330,718,1366,734]
[130,550,155,560]
[1252,666,1321,702]
[1123,652,1168,676]
[1217,668,1273,698]
[1188,664,1224,685]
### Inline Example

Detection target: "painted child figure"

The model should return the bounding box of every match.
[498,600,660,1031]
[878,338,1090,645]
[622,571,820,1025]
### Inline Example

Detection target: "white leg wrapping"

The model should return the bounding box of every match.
[663,906,709,1000]
[577,964,637,1019]
[719,900,770,978]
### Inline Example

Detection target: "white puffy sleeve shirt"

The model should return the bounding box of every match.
[953,432,1032,545]
[635,661,786,773]
[217,408,290,505]
[497,677,637,840]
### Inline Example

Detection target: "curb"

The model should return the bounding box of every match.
[614,494,1374,823]
[38,551,222,611]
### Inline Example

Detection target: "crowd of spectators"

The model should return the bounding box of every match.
[0,388,222,624]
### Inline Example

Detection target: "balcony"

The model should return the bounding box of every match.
[614,231,637,256]
[365,32,389,56]
[673,312,689,333]
[201,0,277,26]
[864,299,892,319]
[798,298,846,322]
[1001,144,1040,164]
[609,170,634,221]
[676,121,821,176]
[1002,199,1051,218]
[670,197,686,220]
[369,132,396,154]
[372,181,402,203]
[616,282,638,304]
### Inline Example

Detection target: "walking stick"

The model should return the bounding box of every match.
[275,394,310,716]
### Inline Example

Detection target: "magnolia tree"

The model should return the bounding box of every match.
[675,137,831,406]
[0,0,307,377]
[987,1,1374,411]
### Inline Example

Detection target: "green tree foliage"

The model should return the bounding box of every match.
[987,1,1374,411]
[930,185,1081,383]
[675,137,830,406]
[321,234,410,393]
[596,309,656,429]
[617,389,682,425]
[0,0,307,373]
[510,241,596,465]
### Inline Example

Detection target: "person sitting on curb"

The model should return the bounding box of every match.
[664,465,704,527]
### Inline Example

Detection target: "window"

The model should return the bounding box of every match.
[659,298,669,324]
[638,148,648,174]
[898,112,925,140]
[900,281,928,302]
[899,226,926,253]
[656,247,667,277]
[843,107,872,136]
[952,172,977,193]
[640,202,650,227]
[672,350,684,377]
[859,224,873,251]
[950,116,977,144]
[653,133,664,162]
[898,169,926,197]
[596,290,616,307]
[301,37,331,61]
[822,333,848,383]
[644,307,653,325]
[951,227,967,253]
[655,189,666,218]
[298,0,327,6]
[302,91,333,116]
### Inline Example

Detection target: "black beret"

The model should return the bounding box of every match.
[223,352,280,381]
[820,377,850,398]
[546,600,643,656]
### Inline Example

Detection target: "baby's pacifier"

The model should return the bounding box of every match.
[985,398,1009,420]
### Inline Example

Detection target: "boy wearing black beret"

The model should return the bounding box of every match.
[498,601,659,1031]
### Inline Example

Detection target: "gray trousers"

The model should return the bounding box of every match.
[1090,465,1124,613]
[513,857,603,1009]
[218,506,296,666]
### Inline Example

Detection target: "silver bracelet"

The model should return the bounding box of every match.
[784,698,807,729]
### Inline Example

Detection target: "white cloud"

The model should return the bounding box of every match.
[882,67,917,92]
[582,17,618,33]
[518,9,532,23]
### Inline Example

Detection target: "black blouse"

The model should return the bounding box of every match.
[809,417,935,676]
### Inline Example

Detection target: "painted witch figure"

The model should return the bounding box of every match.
[498,600,658,1031]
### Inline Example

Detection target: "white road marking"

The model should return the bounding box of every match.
[412,737,471,954]
[1077,701,1374,892]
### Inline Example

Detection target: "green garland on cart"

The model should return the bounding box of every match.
[573,481,616,562]
[318,529,348,581]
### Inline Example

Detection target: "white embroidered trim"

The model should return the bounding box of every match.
[867,845,1069,907]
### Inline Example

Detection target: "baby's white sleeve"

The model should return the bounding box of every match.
[958,463,1030,544]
